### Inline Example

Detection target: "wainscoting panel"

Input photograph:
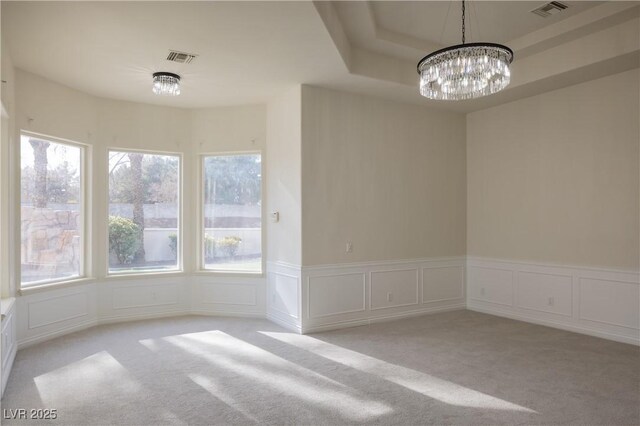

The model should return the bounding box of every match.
[98,276,189,323]
[204,283,253,305]
[17,283,98,348]
[266,262,301,332]
[423,266,464,303]
[467,257,640,345]
[13,257,637,350]
[16,274,266,348]
[191,275,265,317]
[308,273,365,318]
[200,283,256,306]
[302,257,466,333]
[113,283,179,310]
[517,271,572,317]
[579,278,640,329]
[1,298,17,398]
[28,291,89,329]
[468,266,513,306]
[370,268,419,310]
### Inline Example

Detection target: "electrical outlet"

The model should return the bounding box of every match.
[480,287,486,296]
[346,241,353,253]
[387,292,393,302]
[548,297,555,306]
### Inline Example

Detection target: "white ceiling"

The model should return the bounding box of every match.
[1,1,346,108]
[2,1,638,112]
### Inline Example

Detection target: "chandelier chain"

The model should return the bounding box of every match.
[462,0,466,44]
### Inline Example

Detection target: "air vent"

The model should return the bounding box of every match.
[531,1,568,18]
[166,50,198,64]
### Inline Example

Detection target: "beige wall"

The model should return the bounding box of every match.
[301,86,467,266]
[467,69,640,270]
[265,86,302,265]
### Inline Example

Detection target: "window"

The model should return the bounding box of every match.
[202,154,262,273]
[108,150,180,274]
[20,133,85,286]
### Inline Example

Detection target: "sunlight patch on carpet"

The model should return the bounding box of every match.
[260,332,536,413]
[34,351,141,407]
[157,330,393,422]
[189,373,259,423]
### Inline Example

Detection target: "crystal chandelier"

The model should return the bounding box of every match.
[417,0,513,100]
[152,72,181,96]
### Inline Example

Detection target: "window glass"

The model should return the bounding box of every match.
[21,134,84,286]
[108,151,180,273]
[203,154,261,272]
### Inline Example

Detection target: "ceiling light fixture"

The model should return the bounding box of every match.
[417,0,513,101]
[152,72,181,96]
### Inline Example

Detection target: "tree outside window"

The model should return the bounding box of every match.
[108,150,180,273]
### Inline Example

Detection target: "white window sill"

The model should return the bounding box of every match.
[19,277,96,295]
[193,270,264,278]
[105,270,186,281]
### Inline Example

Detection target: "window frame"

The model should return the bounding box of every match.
[18,131,91,290]
[105,147,183,277]
[198,151,264,276]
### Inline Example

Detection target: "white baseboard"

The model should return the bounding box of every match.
[190,310,265,319]
[467,302,638,345]
[467,257,639,346]
[266,312,302,333]
[303,303,466,333]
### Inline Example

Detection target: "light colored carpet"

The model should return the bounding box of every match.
[2,310,638,425]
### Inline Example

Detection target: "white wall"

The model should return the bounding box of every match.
[192,105,265,153]
[265,86,302,266]
[265,86,303,331]
[5,66,639,346]
[301,86,467,266]
[466,69,640,345]
[10,70,267,348]
[1,35,16,298]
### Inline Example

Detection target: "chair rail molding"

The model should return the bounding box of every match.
[8,256,639,354]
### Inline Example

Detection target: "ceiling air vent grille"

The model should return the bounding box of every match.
[166,50,198,64]
[531,1,568,18]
